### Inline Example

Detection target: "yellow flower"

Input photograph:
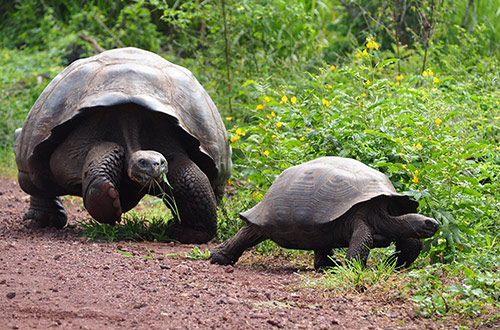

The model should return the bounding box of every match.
[358,102,362,107]
[276,122,283,128]
[258,193,263,199]
[225,117,233,121]
[366,41,373,49]
[228,180,233,186]
[230,137,234,143]
[281,95,288,103]
[322,98,330,106]
[355,53,362,58]
[234,134,241,140]
[330,64,336,71]
[326,84,332,89]
[264,96,271,103]
[300,136,305,141]
[396,81,400,86]
[272,135,277,139]
[412,176,419,183]
[451,164,457,169]
[291,96,297,104]
[365,79,370,85]
[435,118,442,125]
[362,49,368,56]
[271,111,276,117]
[433,77,439,83]
[362,93,367,97]
[373,41,379,50]
[416,143,423,150]
[402,164,407,169]
[256,104,264,110]
[263,150,270,156]
[235,128,242,135]
[305,128,312,131]
[258,123,263,127]
[428,69,434,76]
[422,71,428,77]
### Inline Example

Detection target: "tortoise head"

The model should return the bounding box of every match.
[394,213,440,238]
[128,150,167,185]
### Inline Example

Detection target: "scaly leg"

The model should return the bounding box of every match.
[210,224,266,265]
[163,156,218,244]
[82,143,124,225]
[346,218,373,267]
[390,238,423,268]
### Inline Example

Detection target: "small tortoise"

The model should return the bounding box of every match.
[14,47,232,244]
[211,157,439,269]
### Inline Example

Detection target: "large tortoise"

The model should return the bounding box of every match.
[211,157,439,269]
[14,47,232,244]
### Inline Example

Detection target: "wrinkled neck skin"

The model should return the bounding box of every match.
[364,200,427,239]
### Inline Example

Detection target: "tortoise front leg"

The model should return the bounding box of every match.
[389,238,423,268]
[82,143,124,225]
[346,218,373,267]
[163,156,218,244]
[210,224,266,265]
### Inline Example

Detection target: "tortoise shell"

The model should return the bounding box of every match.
[240,157,418,230]
[15,47,231,195]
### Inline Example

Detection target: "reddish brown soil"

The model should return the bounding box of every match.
[0,176,493,329]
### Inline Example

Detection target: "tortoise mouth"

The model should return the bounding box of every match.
[414,217,440,238]
[128,150,168,185]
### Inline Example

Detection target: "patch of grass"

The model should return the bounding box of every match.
[185,246,211,260]
[77,215,174,243]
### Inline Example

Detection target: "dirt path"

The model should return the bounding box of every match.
[0,176,482,330]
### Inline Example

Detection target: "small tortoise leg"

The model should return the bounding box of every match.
[210,224,266,265]
[82,143,124,225]
[23,196,67,229]
[389,238,423,268]
[164,156,218,244]
[346,218,373,267]
[313,249,341,270]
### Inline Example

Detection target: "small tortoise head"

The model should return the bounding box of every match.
[399,214,440,238]
[128,150,167,185]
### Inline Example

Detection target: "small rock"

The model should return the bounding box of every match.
[159,264,170,270]
[133,303,147,309]
[225,267,234,273]
[6,292,16,299]
[54,254,62,260]
[227,297,238,304]
[0,279,6,285]
[267,319,281,327]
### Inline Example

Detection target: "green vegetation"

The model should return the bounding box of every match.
[1,0,498,325]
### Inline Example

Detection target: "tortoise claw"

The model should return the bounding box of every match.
[84,178,122,225]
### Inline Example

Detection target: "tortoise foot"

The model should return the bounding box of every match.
[165,221,214,244]
[84,178,122,225]
[314,250,341,271]
[23,196,67,229]
[209,249,235,265]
